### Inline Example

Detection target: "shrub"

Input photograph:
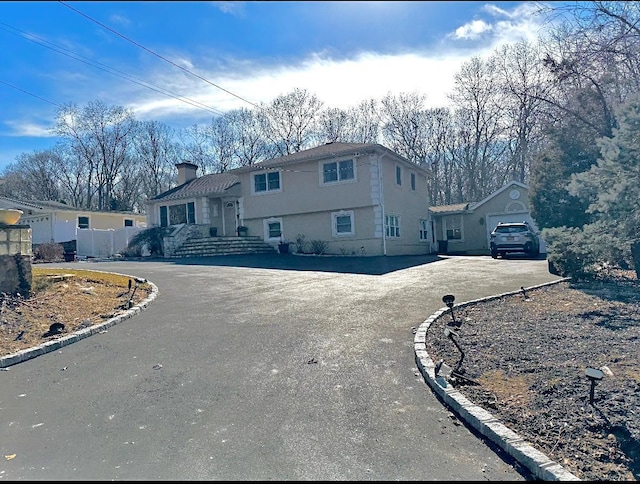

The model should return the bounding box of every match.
[34,243,64,261]
[126,227,169,257]
[542,223,632,281]
[309,239,328,255]
[295,234,307,253]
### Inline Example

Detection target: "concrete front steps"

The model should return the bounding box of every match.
[172,235,278,258]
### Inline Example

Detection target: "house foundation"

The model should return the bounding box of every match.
[0,224,33,296]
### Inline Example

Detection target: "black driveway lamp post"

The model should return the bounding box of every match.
[586,367,604,404]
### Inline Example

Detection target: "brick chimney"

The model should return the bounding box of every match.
[176,162,198,185]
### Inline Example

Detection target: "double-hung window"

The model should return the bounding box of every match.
[332,210,354,236]
[419,219,429,241]
[385,214,400,238]
[396,165,402,186]
[445,215,462,240]
[254,170,281,194]
[264,218,283,241]
[322,159,354,184]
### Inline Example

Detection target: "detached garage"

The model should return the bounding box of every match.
[428,181,546,256]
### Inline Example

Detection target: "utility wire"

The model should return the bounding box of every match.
[0,80,62,108]
[59,0,262,111]
[0,22,225,116]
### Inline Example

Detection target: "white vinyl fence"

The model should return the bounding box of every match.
[76,227,146,258]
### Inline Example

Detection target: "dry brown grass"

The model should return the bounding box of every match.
[1,267,153,359]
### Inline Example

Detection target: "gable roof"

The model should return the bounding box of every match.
[428,203,471,215]
[150,172,240,201]
[428,181,529,215]
[469,181,528,211]
[232,142,426,173]
[150,142,428,202]
[0,196,142,215]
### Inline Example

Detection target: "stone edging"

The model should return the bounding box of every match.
[1,271,159,369]
[413,277,582,482]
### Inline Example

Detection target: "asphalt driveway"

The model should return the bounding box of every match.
[0,254,562,480]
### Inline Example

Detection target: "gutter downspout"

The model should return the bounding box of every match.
[378,154,387,256]
[50,211,56,243]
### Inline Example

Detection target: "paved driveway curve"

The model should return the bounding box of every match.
[0,254,562,480]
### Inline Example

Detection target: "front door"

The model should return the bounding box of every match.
[223,200,237,236]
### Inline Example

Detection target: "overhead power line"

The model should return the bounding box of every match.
[0,80,62,108]
[59,0,262,111]
[0,22,225,116]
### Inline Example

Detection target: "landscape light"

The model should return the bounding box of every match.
[586,367,604,404]
[444,326,465,373]
[442,294,458,326]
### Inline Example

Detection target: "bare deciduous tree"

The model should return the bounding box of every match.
[258,88,324,155]
[54,100,136,211]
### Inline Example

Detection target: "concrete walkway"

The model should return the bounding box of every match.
[1,254,564,480]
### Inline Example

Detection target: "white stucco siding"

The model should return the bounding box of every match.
[378,157,433,255]
[264,207,383,255]
[241,157,376,219]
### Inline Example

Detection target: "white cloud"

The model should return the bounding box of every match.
[445,1,547,57]
[212,1,246,16]
[4,120,55,138]
[453,20,493,40]
[109,14,131,27]
[127,50,468,123]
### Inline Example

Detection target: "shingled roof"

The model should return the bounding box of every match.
[0,196,140,215]
[428,203,471,214]
[232,142,422,173]
[150,172,240,201]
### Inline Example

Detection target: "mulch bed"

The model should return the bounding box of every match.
[425,274,640,481]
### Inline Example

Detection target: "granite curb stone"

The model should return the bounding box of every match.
[0,270,159,368]
[414,277,581,481]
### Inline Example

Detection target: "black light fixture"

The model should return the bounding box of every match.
[444,326,465,373]
[586,367,604,404]
[442,294,458,326]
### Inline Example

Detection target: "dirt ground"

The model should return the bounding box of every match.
[0,269,153,360]
[426,271,640,481]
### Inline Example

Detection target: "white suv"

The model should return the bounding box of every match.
[490,221,540,259]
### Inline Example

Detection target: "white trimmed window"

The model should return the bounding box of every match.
[444,215,462,240]
[395,165,402,186]
[253,170,281,194]
[321,159,355,185]
[332,210,354,236]
[419,219,429,241]
[264,218,283,241]
[410,172,416,191]
[78,216,90,229]
[385,214,400,238]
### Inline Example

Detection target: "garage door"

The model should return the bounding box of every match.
[485,212,546,253]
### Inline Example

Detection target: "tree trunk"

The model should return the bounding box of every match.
[631,241,640,280]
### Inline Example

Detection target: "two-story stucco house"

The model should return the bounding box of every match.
[146,142,435,256]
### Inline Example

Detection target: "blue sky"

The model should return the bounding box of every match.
[0,1,558,172]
